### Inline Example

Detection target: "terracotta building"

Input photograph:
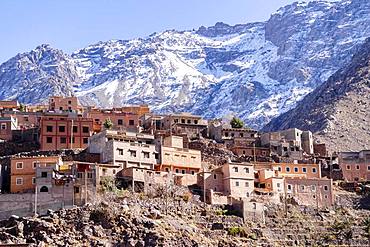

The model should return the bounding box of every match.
[40,113,93,151]
[0,100,20,111]
[86,108,140,133]
[48,96,83,113]
[161,113,208,139]
[0,117,18,141]
[10,156,62,193]
[3,111,42,129]
[285,177,334,208]
[339,150,370,182]
[116,104,150,117]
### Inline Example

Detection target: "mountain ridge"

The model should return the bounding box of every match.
[0,0,370,129]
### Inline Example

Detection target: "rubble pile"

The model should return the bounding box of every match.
[0,192,369,246]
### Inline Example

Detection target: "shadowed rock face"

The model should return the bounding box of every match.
[263,38,370,152]
[1,0,370,129]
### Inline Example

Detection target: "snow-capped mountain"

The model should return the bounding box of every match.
[1,0,370,129]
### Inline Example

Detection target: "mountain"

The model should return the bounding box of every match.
[262,37,370,152]
[1,0,370,129]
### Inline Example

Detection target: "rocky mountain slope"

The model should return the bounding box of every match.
[263,38,370,152]
[1,0,370,128]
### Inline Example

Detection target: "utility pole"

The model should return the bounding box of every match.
[85,169,88,204]
[70,119,74,149]
[34,185,38,216]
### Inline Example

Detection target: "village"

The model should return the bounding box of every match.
[0,96,368,218]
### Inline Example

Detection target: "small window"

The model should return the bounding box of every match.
[176,169,179,173]
[46,126,53,132]
[300,185,305,191]
[1,123,7,129]
[181,119,185,124]
[70,137,75,143]
[287,184,292,191]
[346,165,351,170]
[113,169,116,174]
[286,167,291,172]
[94,119,100,123]
[277,167,282,172]
[74,187,80,193]
[324,185,329,191]
[143,152,150,158]
[368,166,370,171]
[233,167,238,172]
[16,162,23,169]
[33,161,38,169]
[117,149,123,155]
[118,119,123,125]
[245,167,250,173]
[187,119,191,124]
[41,172,47,178]
[356,165,360,170]
[302,167,307,173]
[129,120,135,126]
[191,170,195,175]
[60,137,67,144]
[130,150,136,157]
[73,126,78,133]
[182,170,185,174]
[46,137,53,143]
[77,173,83,178]
[16,178,23,185]
[59,107,63,111]
[294,167,298,173]
[154,153,159,159]
[24,117,29,122]
[194,120,198,124]
[235,181,239,187]
[311,185,316,191]
[165,167,169,172]
[83,138,88,144]
[245,182,249,187]
[240,133,243,138]
[68,100,72,104]
[224,132,229,137]
[213,174,217,179]
[87,173,93,179]
[82,126,89,133]
[58,126,66,132]
[312,167,317,173]
[32,177,36,184]
[277,183,281,188]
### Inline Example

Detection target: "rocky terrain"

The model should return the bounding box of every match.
[1,0,370,128]
[263,37,370,152]
[0,189,369,246]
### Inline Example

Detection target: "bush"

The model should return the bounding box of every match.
[228,226,247,237]
[103,118,113,129]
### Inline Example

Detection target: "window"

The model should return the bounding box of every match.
[77,173,83,178]
[213,174,217,179]
[118,119,123,125]
[311,185,316,191]
[113,169,116,174]
[82,126,89,133]
[224,132,229,137]
[244,167,250,173]
[40,186,48,192]
[182,170,185,174]
[187,119,191,124]
[300,185,305,191]
[286,167,290,172]
[143,152,150,158]
[194,120,198,124]
[240,133,243,138]
[174,119,179,123]
[16,162,23,169]
[191,171,195,175]
[73,126,78,133]
[302,167,307,173]
[87,173,93,179]
[154,153,159,159]
[46,137,53,143]
[277,183,281,188]
[41,172,47,178]
[231,133,235,137]
[129,120,135,126]
[68,100,72,104]
[368,166,370,171]
[324,195,328,199]
[94,119,100,123]
[165,168,169,172]
[16,178,23,185]
[312,167,317,173]
[181,119,185,124]
[243,150,246,155]
[33,161,39,169]
[83,138,88,144]
[356,165,360,170]
[59,107,63,111]
[129,150,136,157]
[233,167,238,172]
[176,169,179,173]
[294,167,298,173]
[46,126,53,132]
[74,187,80,193]
[32,177,36,184]
[235,181,239,187]
[283,147,288,152]
[324,185,329,191]
[58,126,66,132]
[346,165,351,170]
[24,116,29,122]
[118,149,123,155]
[287,184,292,191]
[277,167,282,172]
[245,182,249,187]
[0,123,6,129]
[60,137,67,144]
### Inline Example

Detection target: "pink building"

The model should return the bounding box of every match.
[339,150,370,182]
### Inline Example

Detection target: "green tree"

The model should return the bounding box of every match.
[230,116,244,128]
[19,103,26,112]
[103,118,113,129]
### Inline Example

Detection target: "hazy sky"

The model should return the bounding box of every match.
[0,0,314,63]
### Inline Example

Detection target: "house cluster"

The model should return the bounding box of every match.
[0,97,369,211]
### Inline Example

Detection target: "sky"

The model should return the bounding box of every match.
[0,0,312,63]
